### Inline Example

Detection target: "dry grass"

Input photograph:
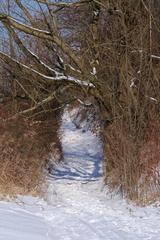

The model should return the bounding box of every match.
[104,108,160,205]
[104,120,140,200]
[92,1,160,205]
[137,115,160,204]
[0,104,62,197]
[0,0,160,205]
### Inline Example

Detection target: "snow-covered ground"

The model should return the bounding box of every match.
[0,107,159,240]
[50,108,103,181]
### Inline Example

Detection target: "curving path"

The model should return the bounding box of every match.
[50,108,103,181]
[0,107,159,240]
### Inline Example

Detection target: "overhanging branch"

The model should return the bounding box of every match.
[0,14,84,71]
[37,0,91,8]
[0,51,93,87]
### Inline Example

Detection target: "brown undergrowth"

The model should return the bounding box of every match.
[0,103,62,197]
[104,108,160,205]
[138,115,160,205]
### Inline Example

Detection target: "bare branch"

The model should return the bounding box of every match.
[0,51,93,87]
[0,14,84,71]
[37,0,91,8]
[18,92,55,115]
[15,0,35,26]
[4,24,59,76]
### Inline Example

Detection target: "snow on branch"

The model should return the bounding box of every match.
[0,14,83,71]
[37,0,91,8]
[0,51,93,88]
[4,24,60,76]
[0,13,53,39]
[151,55,160,60]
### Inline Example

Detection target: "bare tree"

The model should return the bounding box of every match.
[0,0,160,202]
[0,0,101,116]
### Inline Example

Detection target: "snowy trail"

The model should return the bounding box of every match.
[0,107,160,240]
[50,109,103,181]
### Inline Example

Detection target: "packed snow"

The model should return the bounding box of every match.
[49,108,103,181]
[0,107,159,240]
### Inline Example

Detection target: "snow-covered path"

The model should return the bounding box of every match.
[0,107,159,240]
[50,108,103,181]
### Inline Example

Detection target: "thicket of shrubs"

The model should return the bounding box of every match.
[100,1,160,204]
[0,103,62,197]
[0,0,159,203]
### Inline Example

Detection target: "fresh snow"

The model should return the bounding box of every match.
[49,108,103,181]
[0,52,93,87]
[0,107,160,240]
